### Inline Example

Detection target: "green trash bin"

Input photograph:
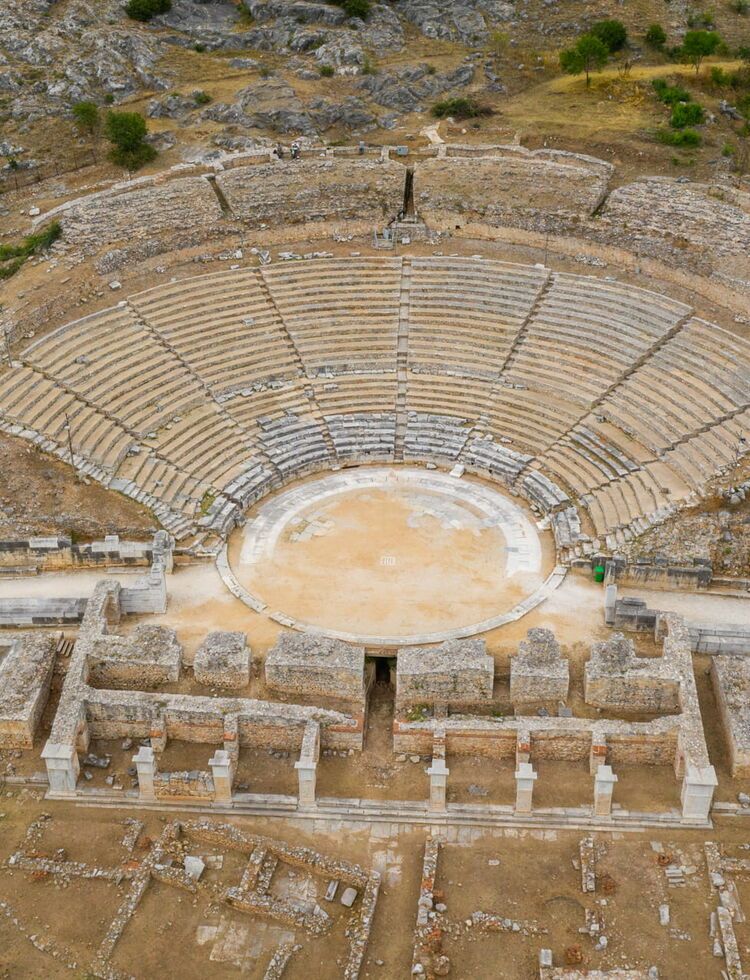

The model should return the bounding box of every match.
[593,564,606,583]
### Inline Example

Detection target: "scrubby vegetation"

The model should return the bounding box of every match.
[645,24,667,49]
[125,0,171,22]
[105,110,157,170]
[326,0,370,19]
[589,19,628,53]
[0,223,62,280]
[431,97,493,119]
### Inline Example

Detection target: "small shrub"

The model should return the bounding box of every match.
[645,23,667,48]
[431,96,492,119]
[670,100,705,126]
[105,110,157,170]
[657,127,702,145]
[732,0,749,12]
[104,93,115,105]
[327,0,371,18]
[722,142,735,155]
[192,89,212,105]
[193,42,206,53]
[652,78,691,104]
[72,100,100,136]
[0,222,62,280]
[319,64,335,77]
[125,0,171,22]
[590,19,628,52]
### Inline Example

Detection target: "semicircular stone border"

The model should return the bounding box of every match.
[217,467,567,646]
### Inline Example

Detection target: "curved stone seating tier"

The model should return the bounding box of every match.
[22,306,212,438]
[504,274,690,406]
[129,269,301,397]
[261,258,402,375]
[404,412,471,461]
[312,374,398,415]
[325,412,397,459]
[407,258,548,378]
[1,258,747,546]
[0,366,134,473]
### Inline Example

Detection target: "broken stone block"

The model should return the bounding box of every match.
[340,886,357,907]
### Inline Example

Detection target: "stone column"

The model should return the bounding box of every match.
[681,763,718,822]
[133,746,156,802]
[604,584,618,626]
[427,758,449,812]
[514,761,537,814]
[516,729,531,767]
[295,760,317,807]
[209,750,234,804]
[593,764,618,817]
[41,742,79,796]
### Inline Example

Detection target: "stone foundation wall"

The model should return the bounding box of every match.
[415,149,612,228]
[0,535,159,572]
[605,557,712,591]
[711,657,750,778]
[395,639,494,708]
[216,158,403,227]
[265,634,365,704]
[0,633,57,748]
[58,176,225,254]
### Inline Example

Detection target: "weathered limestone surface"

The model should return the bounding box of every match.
[416,149,612,227]
[194,631,251,689]
[585,633,680,714]
[711,656,750,778]
[59,176,224,253]
[396,638,494,707]
[265,633,365,703]
[87,624,182,688]
[600,177,750,281]
[217,158,403,226]
[0,632,56,747]
[510,628,569,709]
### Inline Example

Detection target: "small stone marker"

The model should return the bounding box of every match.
[184,856,205,881]
[325,880,339,901]
[340,886,357,908]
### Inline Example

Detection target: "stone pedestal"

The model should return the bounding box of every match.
[427,758,449,812]
[41,742,79,796]
[604,584,618,626]
[681,763,717,822]
[133,745,156,802]
[295,760,317,808]
[593,764,617,817]
[209,749,234,804]
[514,762,537,814]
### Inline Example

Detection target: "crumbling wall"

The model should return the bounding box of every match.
[0,633,57,747]
[217,158,403,226]
[584,634,680,714]
[416,149,612,230]
[395,639,494,708]
[58,176,225,254]
[510,628,569,710]
[265,633,365,704]
[711,656,750,778]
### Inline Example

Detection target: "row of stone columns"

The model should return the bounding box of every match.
[47,738,717,824]
[426,757,716,822]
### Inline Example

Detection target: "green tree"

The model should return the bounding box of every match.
[104,110,157,170]
[681,29,721,71]
[125,0,171,21]
[560,34,610,87]
[590,19,628,53]
[645,24,667,49]
[72,101,100,137]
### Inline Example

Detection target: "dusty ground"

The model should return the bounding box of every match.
[0,430,155,541]
[3,788,750,977]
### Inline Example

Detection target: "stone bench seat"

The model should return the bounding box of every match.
[464,437,531,482]
[313,375,397,414]
[117,454,205,514]
[326,412,396,458]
